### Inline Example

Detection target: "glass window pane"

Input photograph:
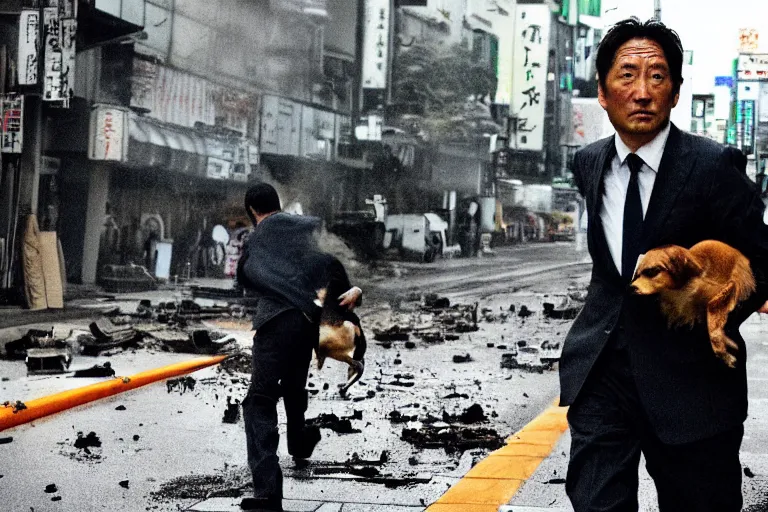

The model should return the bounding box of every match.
[95,0,121,17]
[122,0,145,26]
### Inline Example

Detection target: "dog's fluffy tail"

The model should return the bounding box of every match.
[733,253,756,302]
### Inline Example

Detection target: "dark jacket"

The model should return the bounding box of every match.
[560,124,768,444]
[237,212,323,330]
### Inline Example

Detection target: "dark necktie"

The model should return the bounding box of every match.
[622,153,644,281]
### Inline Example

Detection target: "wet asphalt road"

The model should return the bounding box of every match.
[0,242,590,510]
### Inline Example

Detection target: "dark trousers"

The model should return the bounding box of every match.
[566,333,744,512]
[242,309,317,501]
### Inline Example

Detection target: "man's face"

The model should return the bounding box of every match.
[598,38,680,145]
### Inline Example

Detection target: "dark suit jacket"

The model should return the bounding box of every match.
[560,124,768,444]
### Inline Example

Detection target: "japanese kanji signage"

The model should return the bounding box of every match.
[18,10,40,86]
[362,0,390,90]
[1,94,24,154]
[88,105,129,161]
[42,5,76,106]
[738,53,768,81]
[511,4,551,151]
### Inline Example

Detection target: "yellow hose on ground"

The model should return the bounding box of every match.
[0,355,228,432]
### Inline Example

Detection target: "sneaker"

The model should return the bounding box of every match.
[287,425,321,459]
[239,496,283,511]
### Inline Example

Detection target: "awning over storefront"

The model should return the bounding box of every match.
[126,117,208,176]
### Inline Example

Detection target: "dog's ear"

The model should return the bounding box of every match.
[668,248,703,285]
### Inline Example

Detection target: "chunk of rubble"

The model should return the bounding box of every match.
[222,397,240,424]
[73,362,115,378]
[452,353,472,363]
[166,376,196,394]
[306,411,363,434]
[542,301,582,320]
[401,425,504,453]
[83,319,140,356]
[373,326,411,342]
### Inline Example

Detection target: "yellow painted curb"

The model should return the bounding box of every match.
[425,401,569,512]
[0,355,228,432]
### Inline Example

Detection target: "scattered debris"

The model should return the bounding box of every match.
[518,305,533,318]
[487,343,495,348]
[745,467,756,478]
[2,400,27,413]
[45,484,58,493]
[26,346,73,375]
[424,294,450,309]
[404,341,416,349]
[501,348,549,373]
[452,354,472,363]
[459,404,487,424]
[219,352,251,374]
[115,405,126,411]
[542,300,582,320]
[401,425,504,453]
[373,326,411,342]
[73,362,115,378]
[546,477,567,484]
[74,432,102,452]
[5,328,63,359]
[222,397,240,424]
[83,319,140,356]
[0,437,12,444]
[389,410,419,423]
[443,392,469,399]
[119,480,130,489]
[166,376,197,394]
[306,411,363,434]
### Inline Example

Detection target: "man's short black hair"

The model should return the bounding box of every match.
[244,183,281,221]
[596,17,684,94]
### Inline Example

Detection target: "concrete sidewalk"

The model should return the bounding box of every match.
[506,313,768,512]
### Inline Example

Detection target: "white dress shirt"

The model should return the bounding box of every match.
[600,122,672,273]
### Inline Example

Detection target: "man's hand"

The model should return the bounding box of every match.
[758,300,768,314]
[338,286,362,310]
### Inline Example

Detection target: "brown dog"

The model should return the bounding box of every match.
[314,287,366,396]
[630,240,755,368]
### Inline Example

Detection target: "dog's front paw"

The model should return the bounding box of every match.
[720,352,737,369]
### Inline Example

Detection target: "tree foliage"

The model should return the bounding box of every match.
[391,42,502,142]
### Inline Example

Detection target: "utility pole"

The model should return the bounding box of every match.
[654,0,661,21]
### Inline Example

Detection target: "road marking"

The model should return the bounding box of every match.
[0,355,227,432]
[425,400,569,512]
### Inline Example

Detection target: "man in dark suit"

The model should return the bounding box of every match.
[237,184,362,512]
[560,18,768,511]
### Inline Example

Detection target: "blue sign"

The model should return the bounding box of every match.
[715,76,734,88]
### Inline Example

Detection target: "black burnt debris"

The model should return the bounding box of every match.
[73,362,115,378]
[166,376,197,394]
[306,411,363,434]
[74,432,102,452]
[222,397,240,424]
[2,400,27,414]
[452,353,472,363]
[401,425,504,454]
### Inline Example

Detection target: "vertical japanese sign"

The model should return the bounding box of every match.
[88,105,128,161]
[43,7,63,101]
[42,4,76,106]
[60,18,77,104]
[18,10,40,86]
[511,4,551,151]
[362,0,390,89]
[1,94,24,154]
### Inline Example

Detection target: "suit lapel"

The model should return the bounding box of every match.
[639,124,694,251]
[588,137,622,281]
